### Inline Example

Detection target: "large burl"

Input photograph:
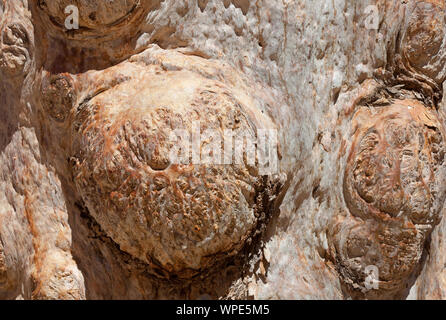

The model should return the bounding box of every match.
[36,1,284,282]
[2,0,446,300]
[332,99,446,298]
[329,0,446,299]
[64,52,281,276]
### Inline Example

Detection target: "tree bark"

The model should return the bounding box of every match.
[0,0,445,299]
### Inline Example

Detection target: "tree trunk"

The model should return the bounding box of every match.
[0,0,445,299]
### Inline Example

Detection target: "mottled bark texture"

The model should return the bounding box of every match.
[1,0,446,300]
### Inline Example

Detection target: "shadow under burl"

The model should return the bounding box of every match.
[29,0,164,74]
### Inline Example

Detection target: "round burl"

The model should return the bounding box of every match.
[401,1,446,84]
[70,64,276,277]
[0,21,31,77]
[41,73,76,122]
[333,99,446,296]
